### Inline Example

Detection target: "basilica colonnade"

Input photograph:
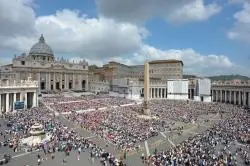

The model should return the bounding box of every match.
[140,87,168,99]
[211,85,250,107]
[0,78,38,113]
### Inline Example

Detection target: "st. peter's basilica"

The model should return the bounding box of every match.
[0,34,89,93]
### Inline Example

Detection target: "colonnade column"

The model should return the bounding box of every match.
[165,88,167,98]
[220,90,222,102]
[46,73,49,90]
[13,93,16,110]
[238,91,241,105]
[53,73,56,90]
[225,91,227,103]
[243,92,246,106]
[49,73,51,90]
[60,74,63,90]
[20,93,23,102]
[33,92,37,107]
[150,88,152,99]
[6,93,9,112]
[222,90,224,102]
[24,92,27,109]
[151,88,154,99]
[64,74,67,90]
[0,94,2,114]
[73,74,75,89]
[164,88,166,98]
[229,91,232,104]
[234,91,237,105]
[216,90,218,101]
[45,73,48,90]
[152,88,154,98]
[248,92,250,107]
[48,73,51,90]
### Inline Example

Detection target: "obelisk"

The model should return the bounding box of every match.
[143,61,151,116]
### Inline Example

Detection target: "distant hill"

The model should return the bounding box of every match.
[208,75,250,81]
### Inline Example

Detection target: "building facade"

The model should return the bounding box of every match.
[109,78,168,100]
[88,80,110,93]
[89,60,183,81]
[0,77,38,113]
[0,35,88,93]
[109,77,191,101]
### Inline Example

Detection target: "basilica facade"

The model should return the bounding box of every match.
[0,35,88,92]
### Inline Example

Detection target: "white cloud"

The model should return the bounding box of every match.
[0,0,36,38]
[0,0,248,76]
[110,46,247,76]
[0,6,147,59]
[228,3,250,43]
[96,0,221,24]
[166,0,221,23]
[34,10,148,58]
[71,45,250,76]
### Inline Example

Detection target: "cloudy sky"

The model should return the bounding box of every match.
[0,0,250,76]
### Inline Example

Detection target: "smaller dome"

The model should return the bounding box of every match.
[29,34,54,56]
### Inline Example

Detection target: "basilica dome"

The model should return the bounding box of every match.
[29,34,54,57]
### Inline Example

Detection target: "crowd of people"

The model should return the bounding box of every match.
[63,99,243,152]
[0,106,123,165]
[66,106,160,150]
[44,95,134,113]
[148,100,235,123]
[142,105,250,165]
[51,100,105,112]
[0,93,249,165]
[92,98,134,107]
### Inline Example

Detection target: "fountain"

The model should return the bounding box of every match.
[30,123,45,136]
[21,123,50,146]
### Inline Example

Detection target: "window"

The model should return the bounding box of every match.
[21,61,25,65]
